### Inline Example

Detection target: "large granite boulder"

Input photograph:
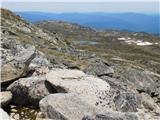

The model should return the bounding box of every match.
[113,66,160,106]
[39,93,99,120]
[0,91,12,107]
[0,108,11,120]
[114,67,159,93]
[7,68,111,108]
[1,37,36,85]
[46,69,112,110]
[7,76,55,106]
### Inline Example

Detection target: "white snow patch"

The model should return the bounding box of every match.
[127,37,131,40]
[117,37,126,40]
[117,37,158,46]
[136,41,153,46]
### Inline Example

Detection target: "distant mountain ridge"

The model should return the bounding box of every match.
[15,12,160,35]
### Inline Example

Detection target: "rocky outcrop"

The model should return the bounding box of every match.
[29,51,53,76]
[1,37,36,85]
[114,92,141,112]
[114,67,159,93]
[30,51,52,69]
[0,108,11,120]
[112,67,160,106]
[84,59,114,77]
[7,76,55,106]
[82,112,138,120]
[0,91,12,107]
[46,69,112,110]
[39,93,98,120]
[141,93,160,113]
[7,68,111,108]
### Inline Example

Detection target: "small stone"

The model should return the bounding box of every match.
[36,112,46,119]
[10,105,16,109]
[10,112,15,118]
[11,108,17,113]
[14,114,20,119]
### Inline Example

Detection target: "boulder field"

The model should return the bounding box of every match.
[1,8,160,120]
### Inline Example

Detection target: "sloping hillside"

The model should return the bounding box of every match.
[1,9,70,51]
[1,9,160,120]
[37,20,160,74]
[1,8,91,70]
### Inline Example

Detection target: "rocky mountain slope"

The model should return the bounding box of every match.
[37,20,160,74]
[1,8,160,120]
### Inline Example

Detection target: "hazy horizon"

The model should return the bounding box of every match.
[1,1,159,34]
[13,11,159,15]
[1,1,159,14]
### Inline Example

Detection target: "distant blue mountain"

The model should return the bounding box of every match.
[15,12,160,34]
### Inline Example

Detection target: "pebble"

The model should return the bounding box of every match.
[11,108,17,112]
[14,114,20,119]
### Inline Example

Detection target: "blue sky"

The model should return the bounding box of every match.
[1,0,159,14]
